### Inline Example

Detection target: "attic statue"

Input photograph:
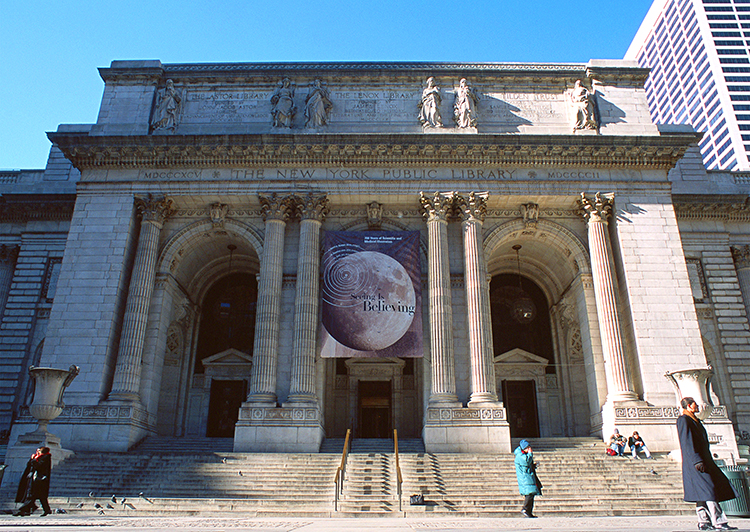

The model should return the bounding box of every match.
[571,80,597,130]
[304,79,332,127]
[271,78,297,128]
[453,78,479,128]
[418,77,443,128]
[151,79,182,132]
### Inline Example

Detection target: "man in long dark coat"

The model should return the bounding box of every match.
[677,397,737,530]
[14,446,52,516]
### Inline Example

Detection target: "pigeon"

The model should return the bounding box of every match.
[55,508,67,514]
[650,468,658,475]
[94,503,103,509]
[106,503,114,509]
[98,509,105,515]
[120,498,127,505]
[138,492,153,504]
[75,502,84,508]
[222,457,227,464]
[88,492,94,498]
[124,503,136,510]
[111,495,117,504]
[238,470,243,476]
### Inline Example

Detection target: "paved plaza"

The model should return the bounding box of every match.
[0,515,748,532]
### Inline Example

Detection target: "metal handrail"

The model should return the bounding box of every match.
[394,428,402,511]
[334,428,351,511]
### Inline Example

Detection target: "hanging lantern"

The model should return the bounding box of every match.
[511,245,536,324]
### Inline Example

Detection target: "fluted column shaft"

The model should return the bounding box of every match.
[248,194,293,404]
[110,196,173,401]
[579,192,637,402]
[420,192,458,404]
[458,192,498,405]
[288,194,328,403]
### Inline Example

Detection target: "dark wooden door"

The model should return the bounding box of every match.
[207,379,246,437]
[502,379,540,438]
[358,381,391,438]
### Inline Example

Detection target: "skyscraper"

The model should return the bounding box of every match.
[626,0,750,171]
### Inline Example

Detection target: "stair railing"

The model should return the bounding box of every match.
[334,428,351,511]
[394,428,402,511]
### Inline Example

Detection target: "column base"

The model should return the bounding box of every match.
[234,402,323,452]
[423,405,510,453]
[245,392,277,405]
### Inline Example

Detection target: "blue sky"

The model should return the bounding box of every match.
[1,1,654,169]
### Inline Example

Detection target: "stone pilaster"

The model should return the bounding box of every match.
[579,192,637,403]
[731,245,750,323]
[109,196,174,402]
[247,193,294,404]
[286,193,328,404]
[420,191,459,405]
[456,192,498,405]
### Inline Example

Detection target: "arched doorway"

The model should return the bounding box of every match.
[187,272,257,437]
[490,273,554,438]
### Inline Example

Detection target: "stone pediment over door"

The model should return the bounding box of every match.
[494,348,548,380]
[201,348,252,379]
[345,357,405,379]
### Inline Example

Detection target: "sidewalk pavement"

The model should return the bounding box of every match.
[0,515,748,532]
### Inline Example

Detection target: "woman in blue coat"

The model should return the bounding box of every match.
[514,439,542,518]
[677,397,737,531]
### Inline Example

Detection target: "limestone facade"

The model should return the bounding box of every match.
[1,59,748,463]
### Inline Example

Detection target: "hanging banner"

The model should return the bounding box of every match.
[320,231,422,358]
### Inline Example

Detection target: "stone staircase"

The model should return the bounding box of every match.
[0,436,693,517]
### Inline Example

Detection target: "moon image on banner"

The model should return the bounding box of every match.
[322,251,416,351]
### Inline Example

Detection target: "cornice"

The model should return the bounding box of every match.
[48,132,699,171]
[100,61,591,83]
[674,194,750,221]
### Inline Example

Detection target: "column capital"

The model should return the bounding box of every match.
[420,191,456,222]
[456,192,489,223]
[259,193,295,222]
[732,245,750,269]
[135,195,174,225]
[578,192,613,224]
[294,193,329,221]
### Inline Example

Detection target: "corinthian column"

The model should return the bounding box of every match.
[457,192,498,405]
[420,191,459,405]
[109,196,174,401]
[287,193,328,404]
[579,192,637,402]
[247,193,293,404]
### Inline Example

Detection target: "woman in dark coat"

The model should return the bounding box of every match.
[14,446,52,516]
[677,397,737,531]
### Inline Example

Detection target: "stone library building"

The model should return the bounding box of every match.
[2,58,750,477]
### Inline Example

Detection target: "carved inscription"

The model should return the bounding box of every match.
[334,91,416,121]
[186,91,269,122]
[483,92,565,123]
[136,168,608,181]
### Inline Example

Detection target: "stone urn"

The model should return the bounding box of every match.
[664,366,714,420]
[24,365,79,443]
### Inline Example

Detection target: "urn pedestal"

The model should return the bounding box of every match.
[1,365,79,489]
[664,366,741,463]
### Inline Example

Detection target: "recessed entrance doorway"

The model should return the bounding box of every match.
[206,379,246,437]
[502,379,540,438]
[358,381,391,438]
